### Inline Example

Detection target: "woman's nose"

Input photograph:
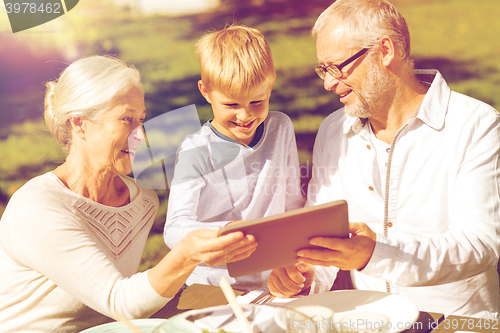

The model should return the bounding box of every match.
[132,124,146,142]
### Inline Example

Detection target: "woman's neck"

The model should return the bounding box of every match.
[53,156,130,207]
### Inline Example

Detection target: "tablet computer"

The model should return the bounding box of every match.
[218,200,349,278]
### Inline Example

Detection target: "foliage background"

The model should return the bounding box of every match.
[0,0,499,270]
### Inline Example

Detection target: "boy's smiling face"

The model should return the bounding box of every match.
[199,79,273,146]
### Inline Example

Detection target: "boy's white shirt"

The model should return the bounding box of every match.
[164,111,305,291]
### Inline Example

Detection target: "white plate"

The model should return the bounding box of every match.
[287,290,419,333]
[80,318,167,333]
[155,304,287,333]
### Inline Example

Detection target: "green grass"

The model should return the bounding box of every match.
[0,121,65,196]
[400,0,500,60]
[1,0,500,269]
[0,121,64,172]
[398,0,500,109]
[139,234,170,272]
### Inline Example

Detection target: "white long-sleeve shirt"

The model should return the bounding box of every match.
[164,111,305,291]
[0,173,170,332]
[309,70,500,319]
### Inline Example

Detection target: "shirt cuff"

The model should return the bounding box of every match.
[310,265,338,294]
[360,233,401,282]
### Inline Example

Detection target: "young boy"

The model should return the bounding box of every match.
[164,25,305,291]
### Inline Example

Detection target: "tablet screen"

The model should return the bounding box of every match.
[218,200,349,277]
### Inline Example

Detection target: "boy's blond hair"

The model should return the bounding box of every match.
[196,25,276,97]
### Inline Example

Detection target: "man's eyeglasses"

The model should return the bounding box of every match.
[315,48,369,80]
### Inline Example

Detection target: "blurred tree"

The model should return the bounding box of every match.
[0,188,8,205]
[220,0,332,11]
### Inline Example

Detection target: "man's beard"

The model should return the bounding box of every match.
[344,57,396,119]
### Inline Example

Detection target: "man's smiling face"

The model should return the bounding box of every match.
[316,21,393,119]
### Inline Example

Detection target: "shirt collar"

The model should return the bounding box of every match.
[342,69,451,134]
[413,69,451,131]
[342,116,368,135]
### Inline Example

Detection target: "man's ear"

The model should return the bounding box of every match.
[380,36,396,67]
[198,80,212,104]
[69,116,86,140]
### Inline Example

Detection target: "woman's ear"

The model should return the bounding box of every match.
[198,80,212,104]
[69,116,86,140]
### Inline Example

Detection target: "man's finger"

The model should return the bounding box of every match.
[297,257,336,267]
[309,236,341,249]
[297,248,341,261]
[348,222,365,235]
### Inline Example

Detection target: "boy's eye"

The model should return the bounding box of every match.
[250,100,263,105]
[224,103,239,108]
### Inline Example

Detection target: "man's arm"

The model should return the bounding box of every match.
[299,112,500,287]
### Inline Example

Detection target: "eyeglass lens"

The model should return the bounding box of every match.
[315,48,369,80]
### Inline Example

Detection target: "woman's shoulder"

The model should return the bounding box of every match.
[0,173,77,239]
[9,172,69,204]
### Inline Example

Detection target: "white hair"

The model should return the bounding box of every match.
[44,55,143,151]
[312,0,411,63]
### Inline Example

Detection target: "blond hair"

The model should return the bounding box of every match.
[196,25,276,96]
[44,55,143,151]
[312,0,411,64]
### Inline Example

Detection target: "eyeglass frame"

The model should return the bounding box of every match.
[315,48,369,80]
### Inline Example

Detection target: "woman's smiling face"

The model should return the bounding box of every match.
[83,86,147,176]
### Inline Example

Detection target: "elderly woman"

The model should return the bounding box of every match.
[0,56,257,332]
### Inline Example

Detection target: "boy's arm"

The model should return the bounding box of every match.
[285,127,306,211]
[164,144,231,249]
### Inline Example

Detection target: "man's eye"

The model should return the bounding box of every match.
[122,117,132,122]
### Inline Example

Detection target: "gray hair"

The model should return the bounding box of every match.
[44,55,143,151]
[312,0,411,63]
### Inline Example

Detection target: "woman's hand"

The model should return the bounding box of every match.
[180,228,258,266]
[268,263,315,298]
[149,228,257,298]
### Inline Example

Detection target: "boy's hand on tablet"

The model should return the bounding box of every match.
[267,263,315,298]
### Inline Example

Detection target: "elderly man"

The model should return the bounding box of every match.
[268,0,500,319]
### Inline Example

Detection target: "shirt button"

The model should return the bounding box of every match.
[368,186,374,191]
[367,145,371,150]
[387,222,393,228]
